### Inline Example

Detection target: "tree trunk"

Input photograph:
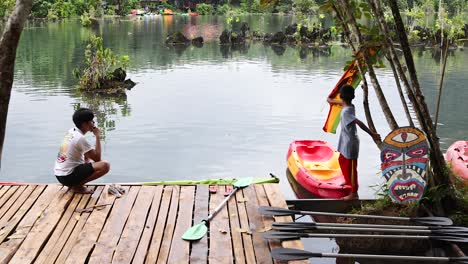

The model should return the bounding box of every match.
[331,4,377,136]
[367,0,414,127]
[0,0,34,169]
[338,0,399,131]
[388,0,450,187]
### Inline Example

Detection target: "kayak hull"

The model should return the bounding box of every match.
[445,140,468,184]
[287,140,351,198]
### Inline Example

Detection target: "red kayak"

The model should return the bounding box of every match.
[287,140,351,198]
[445,140,468,184]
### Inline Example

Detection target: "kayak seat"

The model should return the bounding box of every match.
[296,145,334,162]
[302,152,342,181]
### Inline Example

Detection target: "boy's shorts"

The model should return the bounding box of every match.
[56,163,94,186]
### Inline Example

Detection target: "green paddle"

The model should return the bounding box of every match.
[182,177,253,241]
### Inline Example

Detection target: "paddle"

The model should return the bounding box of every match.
[271,222,468,236]
[259,206,453,226]
[262,231,468,243]
[272,220,461,230]
[271,248,468,263]
[182,177,253,241]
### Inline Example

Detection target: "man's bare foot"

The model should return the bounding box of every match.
[342,192,359,201]
[71,186,94,194]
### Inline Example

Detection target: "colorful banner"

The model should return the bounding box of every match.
[323,48,378,134]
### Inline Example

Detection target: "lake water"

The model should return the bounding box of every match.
[2,15,468,203]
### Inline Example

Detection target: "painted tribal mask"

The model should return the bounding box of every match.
[380,127,429,204]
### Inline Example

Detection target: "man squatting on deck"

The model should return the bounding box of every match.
[54,108,110,194]
[327,85,381,200]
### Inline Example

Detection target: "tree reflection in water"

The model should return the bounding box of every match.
[72,92,131,141]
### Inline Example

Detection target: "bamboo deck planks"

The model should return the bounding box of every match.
[112,186,154,264]
[167,186,195,264]
[208,186,233,264]
[0,183,303,264]
[132,185,163,264]
[88,186,137,264]
[189,184,209,264]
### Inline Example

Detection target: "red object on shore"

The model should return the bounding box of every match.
[445,140,468,184]
[287,140,351,198]
[189,13,199,16]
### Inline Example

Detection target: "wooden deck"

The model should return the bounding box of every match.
[0,183,306,263]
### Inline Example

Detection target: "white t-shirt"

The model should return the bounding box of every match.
[54,128,93,176]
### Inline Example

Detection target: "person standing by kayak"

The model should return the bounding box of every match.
[54,108,110,194]
[327,85,381,200]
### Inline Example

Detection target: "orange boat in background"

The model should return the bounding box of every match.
[287,140,351,198]
[163,9,174,15]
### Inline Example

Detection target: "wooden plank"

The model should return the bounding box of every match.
[111,186,155,264]
[0,186,20,218]
[189,185,209,264]
[34,187,95,264]
[131,186,163,264]
[0,185,61,263]
[53,186,104,264]
[254,184,282,264]
[0,186,45,243]
[227,186,246,264]
[156,186,180,263]
[64,185,118,264]
[167,186,195,264]
[263,184,308,264]
[0,186,11,202]
[9,187,74,264]
[144,186,173,263]
[243,185,273,264]
[0,186,35,228]
[88,186,138,264]
[208,186,233,264]
[235,189,256,264]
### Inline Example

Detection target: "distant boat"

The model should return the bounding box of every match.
[189,13,199,17]
[130,9,145,16]
[162,9,174,15]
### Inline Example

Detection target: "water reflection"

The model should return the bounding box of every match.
[72,92,131,140]
[285,168,315,199]
[219,43,250,58]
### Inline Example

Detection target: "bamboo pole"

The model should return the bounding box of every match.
[434,38,450,130]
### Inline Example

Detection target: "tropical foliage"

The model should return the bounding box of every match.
[1,0,467,20]
[74,35,129,91]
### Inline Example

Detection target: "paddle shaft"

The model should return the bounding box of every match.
[296,209,415,221]
[259,206,453,226]
[206,187,239,222]
[317,252,451,262]
[272,224,459,235]
[303,233,435,240]
[286,221,433,230]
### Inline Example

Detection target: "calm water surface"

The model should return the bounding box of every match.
[2,15,468,202]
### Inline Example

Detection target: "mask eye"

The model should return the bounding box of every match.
[406,147,427,158]
[381,150,401,162]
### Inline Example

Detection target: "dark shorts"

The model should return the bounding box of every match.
[56,163,95,187]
